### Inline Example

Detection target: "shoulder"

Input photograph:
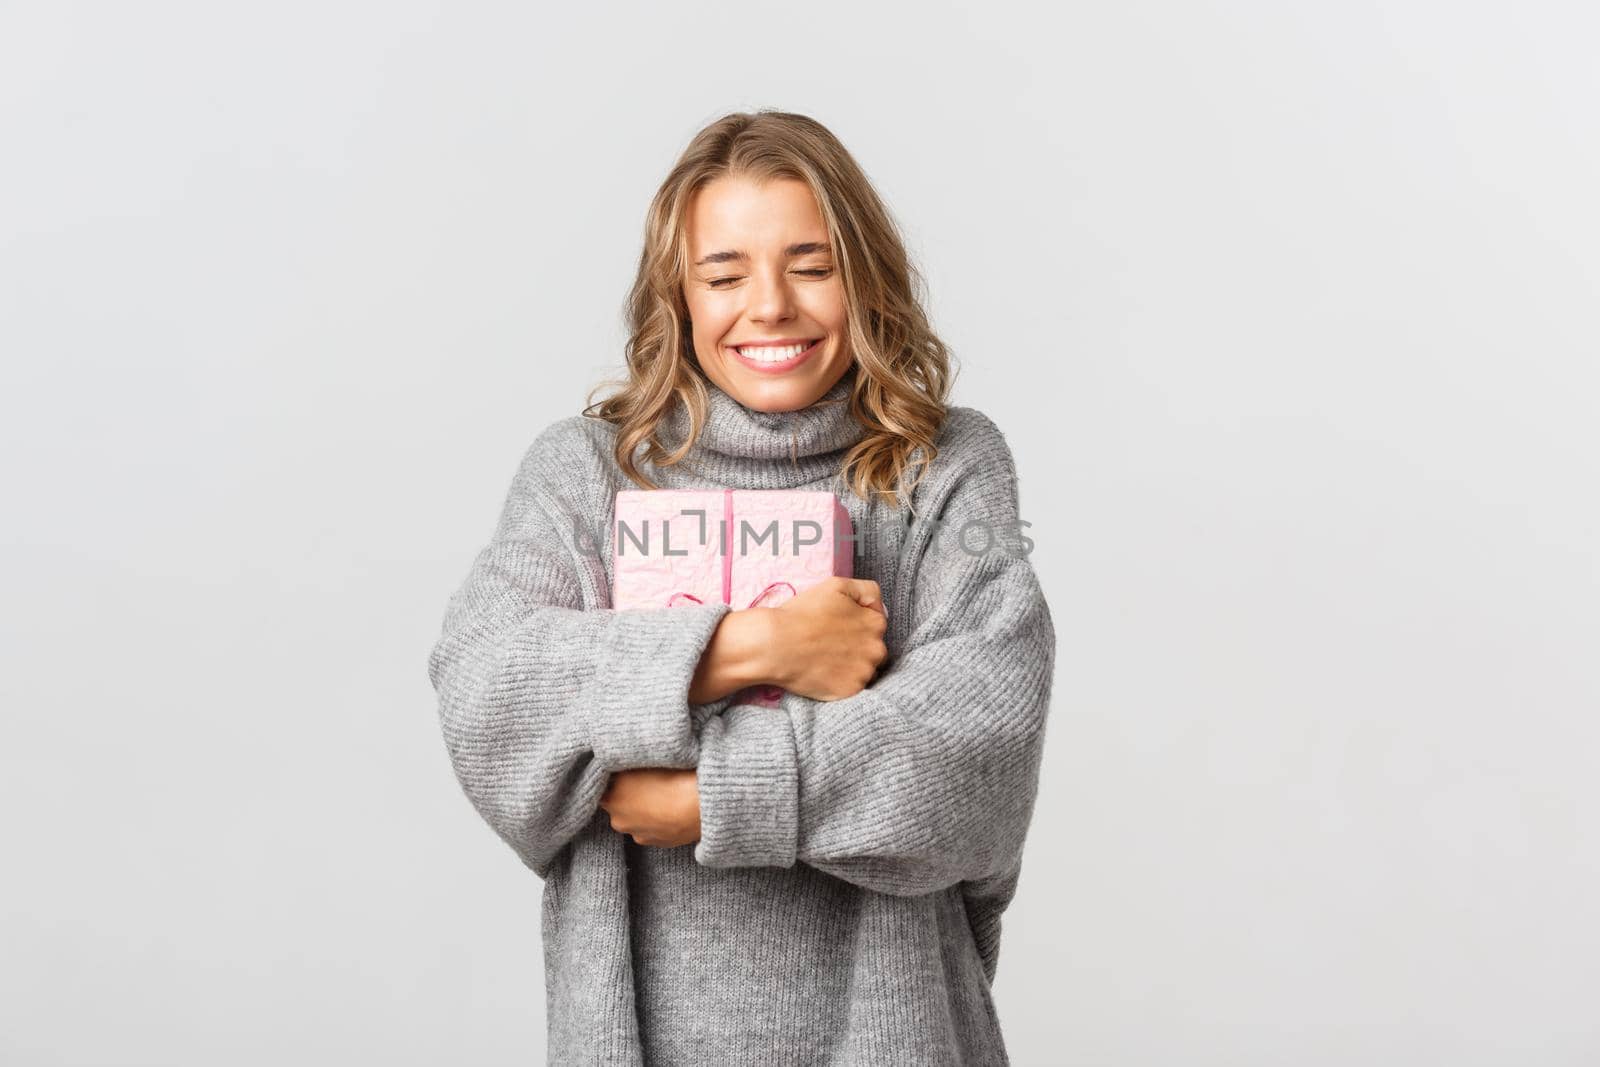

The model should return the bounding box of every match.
[931,405,1017,474]
[523,411,617,470]
[510,412,620,516]
[911,404,1022,511]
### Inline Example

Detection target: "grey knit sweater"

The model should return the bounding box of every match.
[428,373,1057,1065]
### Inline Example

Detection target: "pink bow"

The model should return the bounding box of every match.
[665,580,797,611]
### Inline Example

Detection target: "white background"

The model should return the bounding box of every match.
[3,1,1596,1063]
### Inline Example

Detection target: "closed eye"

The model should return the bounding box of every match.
[709,269,833,288]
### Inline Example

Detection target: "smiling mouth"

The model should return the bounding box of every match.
[730,338,823,363]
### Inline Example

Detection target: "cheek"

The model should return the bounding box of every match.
[812,278,851,319]
[806,284,848,332]
[687,293,738,336]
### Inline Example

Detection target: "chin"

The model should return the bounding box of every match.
[733,370,845,413]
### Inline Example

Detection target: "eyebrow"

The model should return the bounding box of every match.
[693,241,832,267]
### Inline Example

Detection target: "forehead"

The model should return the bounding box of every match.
[686,176,826,253]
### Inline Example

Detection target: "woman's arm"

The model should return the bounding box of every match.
[427,425,733,877]
[688,610,777,704]
[689,581,886,705]
[689,412,1057,898]
[603,580,886,845]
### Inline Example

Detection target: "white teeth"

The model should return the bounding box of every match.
[736,341,812,362]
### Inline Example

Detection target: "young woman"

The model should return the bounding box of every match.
[428,110,1056,1066]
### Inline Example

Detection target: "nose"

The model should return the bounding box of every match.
[746,265,796,324]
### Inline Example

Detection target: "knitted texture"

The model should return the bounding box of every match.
[428,374,1057,1065]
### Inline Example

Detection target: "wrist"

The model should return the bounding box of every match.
[690,609,781,703]
[724,609,783,690]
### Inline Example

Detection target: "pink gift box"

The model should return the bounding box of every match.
[612,488,854,707]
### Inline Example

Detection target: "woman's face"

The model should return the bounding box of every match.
[682,175,853,412]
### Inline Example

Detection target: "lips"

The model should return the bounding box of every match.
[728,337,824,374]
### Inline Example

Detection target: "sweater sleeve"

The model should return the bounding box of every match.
[427,427,733,878]
[691,415,1056,897]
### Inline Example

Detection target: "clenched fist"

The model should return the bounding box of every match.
[767,577,889,702]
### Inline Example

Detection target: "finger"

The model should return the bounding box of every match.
[842,578,879,607]
[854,581,886,616]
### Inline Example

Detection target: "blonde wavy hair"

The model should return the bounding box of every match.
[581,109,955,507]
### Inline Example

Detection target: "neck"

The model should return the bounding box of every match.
[651,373,868,491]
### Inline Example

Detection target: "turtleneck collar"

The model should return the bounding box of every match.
[675,374,865,460]
[653,372,869,491]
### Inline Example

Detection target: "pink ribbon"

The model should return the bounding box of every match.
[665,580,797,611]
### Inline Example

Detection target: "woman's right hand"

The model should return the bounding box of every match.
[766,577,889,702]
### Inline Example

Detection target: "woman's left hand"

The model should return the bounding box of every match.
[598,768,702,848]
